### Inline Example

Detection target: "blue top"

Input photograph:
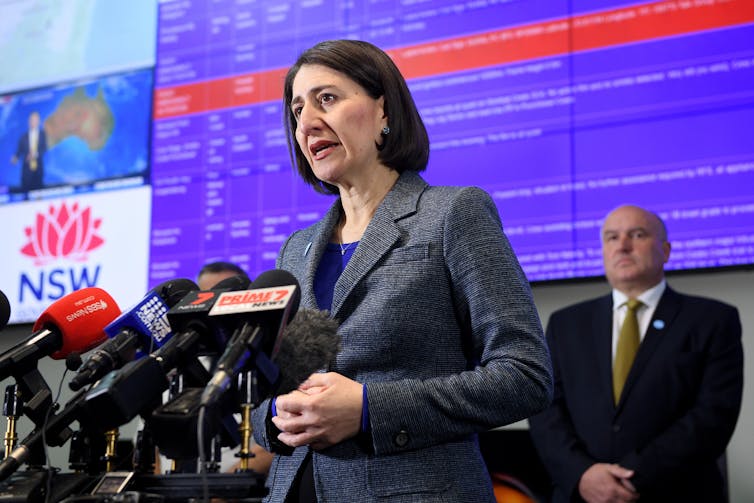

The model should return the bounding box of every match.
[274,240,369,432]
[314,241,357,311]
[312,241,369,432]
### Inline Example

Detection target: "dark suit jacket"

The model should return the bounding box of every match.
[529,286,743,502]
[252,172,553,502]
[15,128,47,190]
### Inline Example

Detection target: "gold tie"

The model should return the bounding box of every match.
[613,298,642,404]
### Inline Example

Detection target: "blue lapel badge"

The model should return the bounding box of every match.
[652,319,665,330]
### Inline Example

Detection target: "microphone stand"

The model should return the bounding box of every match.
[103,429,119,472]
[133,425,156,474]
[0,388,99,503]
[14,368,57,467]
[2,385,20,458]
[235,370,259,472]
[166,372,197,474]
[0,388,91,482]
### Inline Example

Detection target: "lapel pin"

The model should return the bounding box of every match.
[304,242,312,256]
[652,319,665,330]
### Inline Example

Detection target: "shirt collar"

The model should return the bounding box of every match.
[612,279,666,311]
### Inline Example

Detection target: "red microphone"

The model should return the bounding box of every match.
[0,287,120,380]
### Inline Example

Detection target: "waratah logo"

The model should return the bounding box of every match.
[21,202,104,265]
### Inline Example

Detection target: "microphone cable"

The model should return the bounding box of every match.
[197,403,210,503]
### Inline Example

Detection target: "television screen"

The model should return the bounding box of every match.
[149,0,754,285]
[0,69,154,202]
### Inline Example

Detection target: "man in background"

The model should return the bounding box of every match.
[197,261,248,290]
[11,111,47,192]
[529,205,743,502]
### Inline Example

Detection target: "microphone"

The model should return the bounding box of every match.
[69,278,199,391]
[146,307,339,460]
[199,269,301,407]
[0,290,10,331]
[83,275,252,431]
[272,308,340,395]
[0,389,88,481]
[164,274,252,357]
[0,287,120,381]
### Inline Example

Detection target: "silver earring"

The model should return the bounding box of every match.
[381,126,390,135]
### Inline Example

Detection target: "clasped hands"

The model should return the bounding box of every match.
[579,463,639,503]
[272,372,363,450]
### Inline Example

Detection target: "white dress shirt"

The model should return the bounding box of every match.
[611,279,666,362]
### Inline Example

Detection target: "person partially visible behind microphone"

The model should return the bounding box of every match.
[250,39,553,503]
[196,261,248,292]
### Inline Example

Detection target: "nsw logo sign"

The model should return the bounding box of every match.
[21,202,104,265]
[19,201,104,302]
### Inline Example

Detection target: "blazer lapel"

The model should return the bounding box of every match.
[617,287,682,408]
[297,204,343,310]
[330,172,427,319]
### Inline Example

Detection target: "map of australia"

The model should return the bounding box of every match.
[44,87,114,151]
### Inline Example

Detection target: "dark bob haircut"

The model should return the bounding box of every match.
[283,40,430,195]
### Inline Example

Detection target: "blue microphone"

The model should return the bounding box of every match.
[69,278,199,391]
[82,274,252,430]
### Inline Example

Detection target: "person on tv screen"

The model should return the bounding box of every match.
[528,204,744,502]
[10,110,47,192]
[250,39,553,502]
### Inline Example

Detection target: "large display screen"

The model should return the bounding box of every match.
[149,0,754,285]
[0,1,157,325]
[0,69,153,202]
[1,0,753,325]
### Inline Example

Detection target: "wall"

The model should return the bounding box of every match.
[0,267,751,501]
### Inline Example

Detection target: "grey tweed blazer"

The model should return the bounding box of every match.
[253,171,552,502]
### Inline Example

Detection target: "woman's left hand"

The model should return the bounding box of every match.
[271,372,364,450]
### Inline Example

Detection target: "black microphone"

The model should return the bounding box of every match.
[0,389,88,481]
[83,275,252,431]
[199,269,301,407]
[0,290,10,331]
[146,307,339,460]
[163,274,252,357]
[271,308,340,394]
[69,278,199,391]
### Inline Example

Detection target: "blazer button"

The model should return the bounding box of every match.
[394,430,410,447]
[612,424,621,433]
